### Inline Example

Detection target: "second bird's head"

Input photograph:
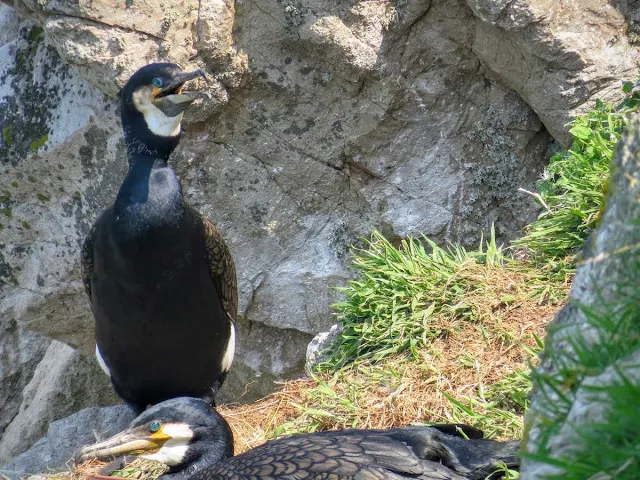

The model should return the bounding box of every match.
[119,63,206,159]
[75,398,233,478]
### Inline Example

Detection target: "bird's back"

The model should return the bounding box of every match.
[194,427,516,480]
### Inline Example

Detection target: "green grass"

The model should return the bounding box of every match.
[319,84,639,376]
[275,226,568,446]
[319,228,564,372]
[514,81,640,264]
[512,81,640,478]
[319,230,500,369]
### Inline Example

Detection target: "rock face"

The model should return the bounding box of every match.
[0,8,123,463]
[0,341,120,465]
[0,0,638,465]
[467,0,638,144]
[0,319,49,441]
[1,404,135,478]
[522,117,640,476]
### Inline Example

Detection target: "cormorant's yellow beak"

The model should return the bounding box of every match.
[74,425,172,462]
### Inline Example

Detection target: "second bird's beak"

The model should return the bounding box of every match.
[75,426,171,463]
[152,69,206,118]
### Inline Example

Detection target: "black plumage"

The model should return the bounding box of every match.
[81,64,237,412]
[76,397,520,480]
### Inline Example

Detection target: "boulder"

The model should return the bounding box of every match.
[306,323,343,373]
[467,0,638,145]
[522,116,640,476]
[0,319,49,442]
[0,404,134,478]
[0,341,120,464]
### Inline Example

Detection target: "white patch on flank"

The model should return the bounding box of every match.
[141,423,193,466]
[95,344,111,377]
[221,322,236,372]
[132,87,183,138]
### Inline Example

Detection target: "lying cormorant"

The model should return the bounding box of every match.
[76,397,520,480]
[81,64,237,412]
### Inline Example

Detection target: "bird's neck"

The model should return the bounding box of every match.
[162,439,233,480]
[122,118,181,160]
[124,133,179,160]
[113,155,185,230]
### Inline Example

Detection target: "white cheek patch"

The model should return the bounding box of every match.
[141,423,193,466]
[161,423,195,440]
[95,344,111,377]
[141,439,190,466]
[221,322,235,373]
[132,88,183,138]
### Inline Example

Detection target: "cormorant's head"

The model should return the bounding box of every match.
[120,63,205,159]
[75,398,233,475]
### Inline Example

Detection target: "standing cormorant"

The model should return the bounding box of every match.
[76,397,520,480]
[82,64,237,412]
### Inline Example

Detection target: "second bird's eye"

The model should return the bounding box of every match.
[150,421,161,432]
[152,77,163,88]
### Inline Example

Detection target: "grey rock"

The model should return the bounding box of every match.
[0,341,120,464]
[0,404,135,479]
[306,323,343,373]
[3,0,246,102]
[467,0,639,145]
[522,117,640,477]
[0,319,49,442]
[0,5,19,44]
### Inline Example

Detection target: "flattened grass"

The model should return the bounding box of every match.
[216,228,567,454]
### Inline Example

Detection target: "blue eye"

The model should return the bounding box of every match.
[152,77,163,88]
[150,421,161,432]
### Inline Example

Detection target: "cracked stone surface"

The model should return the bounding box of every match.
[0,0,638,465]
[467,0,638,144]
[0,319,49,443]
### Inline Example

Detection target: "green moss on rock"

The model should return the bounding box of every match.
[29,133,49,152]
[1,25,67,166]
[2,125,13,145]
[28,26,44,42]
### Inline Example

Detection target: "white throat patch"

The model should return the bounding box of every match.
[141,439,189,466]
[141,423,193,466]
[132,86,183,138]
